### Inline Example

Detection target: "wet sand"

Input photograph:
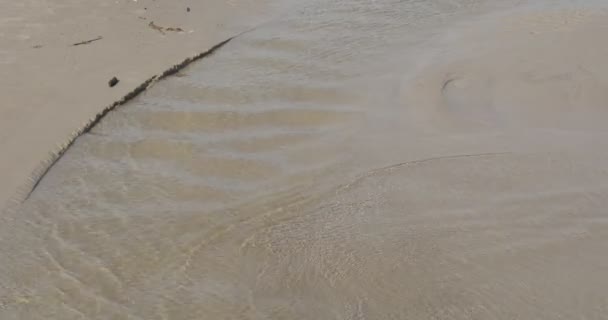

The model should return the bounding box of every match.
[0,0,279,208]
[3,0,608,319]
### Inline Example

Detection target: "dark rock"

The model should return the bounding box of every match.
[108,77,119,87]
[187,7,190,12]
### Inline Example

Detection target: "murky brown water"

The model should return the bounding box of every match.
[3,0,608,319]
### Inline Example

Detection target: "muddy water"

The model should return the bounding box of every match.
[4,0,608,319]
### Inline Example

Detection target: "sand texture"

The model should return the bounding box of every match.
[0,0,278,208]
[3,0,608,319]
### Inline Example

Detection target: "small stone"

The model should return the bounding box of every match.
[108,77,119,87]
[187,7,190,12]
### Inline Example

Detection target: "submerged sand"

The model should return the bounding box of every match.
[2,0,608,319]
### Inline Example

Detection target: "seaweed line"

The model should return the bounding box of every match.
[15,32,247,204]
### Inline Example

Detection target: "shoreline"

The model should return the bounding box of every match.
[0,0,277,210]
[19,34,240,206]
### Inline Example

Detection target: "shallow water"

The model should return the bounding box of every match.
[3,0,608,319]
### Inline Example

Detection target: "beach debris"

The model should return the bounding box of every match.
[148,21,165,34]
[108,77,119,87]
[187,7,190,12]
[32,45,43,49]
[72,36,103,46]
[148,21,184,34]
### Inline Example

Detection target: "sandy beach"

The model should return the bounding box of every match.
[2,0,608,319]
[0,0,277,208]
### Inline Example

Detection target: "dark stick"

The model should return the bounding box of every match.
[72,36,103,46]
